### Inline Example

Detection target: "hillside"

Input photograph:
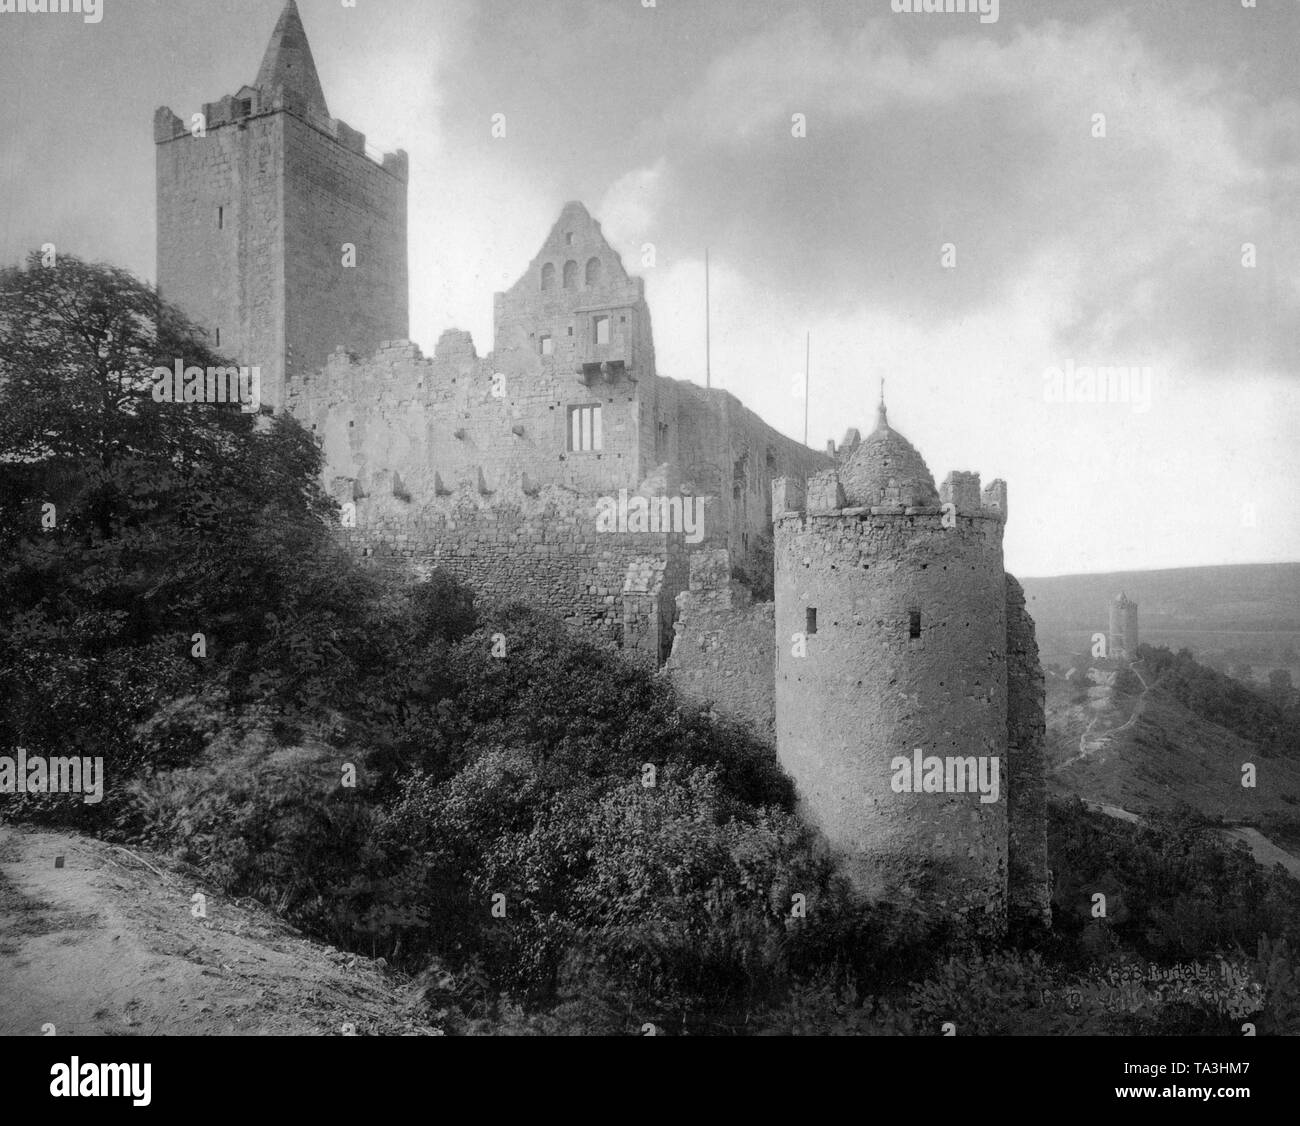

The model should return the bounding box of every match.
[1021,563,1300,683]
[1046,666,1300,819]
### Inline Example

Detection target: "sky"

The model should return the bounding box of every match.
[1,0,1297,578]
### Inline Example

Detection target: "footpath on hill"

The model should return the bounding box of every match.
[0,825,437,1036]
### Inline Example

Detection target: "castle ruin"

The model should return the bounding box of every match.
[153,0,1050,934]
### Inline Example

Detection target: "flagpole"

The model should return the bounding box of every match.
[705,248,711,389]
[804,331,810,446]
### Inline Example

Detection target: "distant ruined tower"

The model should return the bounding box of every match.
[1108,592,1139,661]
[772,398,1050,935]
[154,0,409,410]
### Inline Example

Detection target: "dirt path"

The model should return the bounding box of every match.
[0,826,436,1036]
[1060,660,1151,769]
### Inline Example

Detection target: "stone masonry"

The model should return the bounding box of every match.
[155,0,408,411]
[770,401,1048,935]
[154,2,1051,929]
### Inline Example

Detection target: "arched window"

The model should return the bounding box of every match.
[585,257,601,287]
[562,260,578,289]
[540,262,555,291]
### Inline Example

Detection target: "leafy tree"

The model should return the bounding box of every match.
[0,252,363,790]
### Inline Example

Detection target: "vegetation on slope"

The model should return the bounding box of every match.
[3,254,1298,1034]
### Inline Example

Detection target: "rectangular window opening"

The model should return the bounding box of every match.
[540,335,553,356]
[594,316,611,345]
[806,608,817,635]
[909,610,921,639]
[568,404,602,452]
[217,206,224,229]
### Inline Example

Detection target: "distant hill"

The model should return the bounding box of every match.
[1044,650,1300,861]
[1020,563,1300,682]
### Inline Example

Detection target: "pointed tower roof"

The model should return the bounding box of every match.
[255,0,330,120]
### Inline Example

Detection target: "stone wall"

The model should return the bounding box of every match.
[282,112,407,409]
[659,380,832,559]
[287,329,652,502]
[156,107,284,399]
[774,499,1010,933]
[155,92,407,411]
[338,481,688,666]
[287,358,829,602]
[1006,574,1052,928]
[663,550,777,741]
[274,185,831,610]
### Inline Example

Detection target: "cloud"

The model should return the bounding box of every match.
[598,159,669,249]
[622,11,1300,378]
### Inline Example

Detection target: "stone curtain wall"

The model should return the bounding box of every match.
[663,550,778,742]
[340,485,688,666]
[661,379,833,561]
[287,343,833,592]
[1005,574,1052,928]
[288,334,649,503]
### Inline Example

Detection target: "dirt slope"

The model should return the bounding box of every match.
[1046,674,1300,821]
[0,825,437,1036]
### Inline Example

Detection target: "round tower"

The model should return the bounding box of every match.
[772,401,1010,932]
[1108,592,1139,661]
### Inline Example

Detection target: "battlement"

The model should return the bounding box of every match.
[153,96,408,183]
[773,471,1007,528]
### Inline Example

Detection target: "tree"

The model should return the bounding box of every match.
[0,252,358,771]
